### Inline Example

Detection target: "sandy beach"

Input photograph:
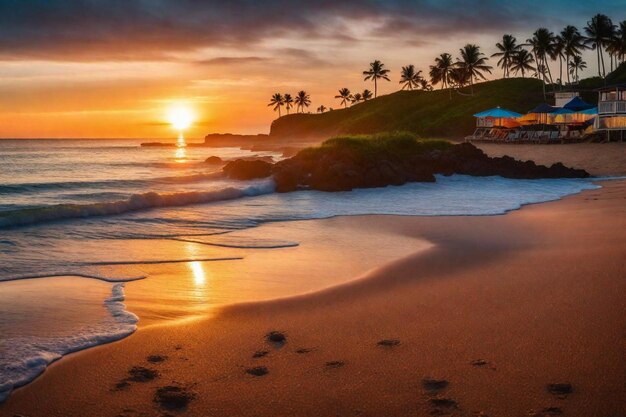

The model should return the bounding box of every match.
[1,174,624,417]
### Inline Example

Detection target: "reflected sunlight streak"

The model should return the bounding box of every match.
[190,261,206,286]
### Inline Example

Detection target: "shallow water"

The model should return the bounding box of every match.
[0,139,603,401]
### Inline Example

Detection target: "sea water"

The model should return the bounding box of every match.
[0,139,601,401]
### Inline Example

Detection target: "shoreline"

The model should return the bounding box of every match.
[1,179,624,416]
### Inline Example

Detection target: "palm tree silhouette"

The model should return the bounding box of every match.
[429,53,454,98]
[294,90,311,113]
[614,21,626,64]
[456,44,492,95]
[419,79,432,91]
[317,105,327,113]
[362,89,373,101]
[283,93,294,115]
[492,34,521,77]
[510,49,536,78]
[560,25,584,85]
[363,60,390,97]
[335,88,352,108]
[268,93,284,117]
[526,28,556,85]
[351,93,363,104]
[569,55,587,83]
[584,14,614,77]
[399,65,423,90]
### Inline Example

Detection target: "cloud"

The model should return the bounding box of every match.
[196,56,269,66]
[0,0,622,61]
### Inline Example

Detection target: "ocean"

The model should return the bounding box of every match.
[0,138,602,402]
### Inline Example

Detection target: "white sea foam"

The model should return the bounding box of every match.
[0,283,137,403]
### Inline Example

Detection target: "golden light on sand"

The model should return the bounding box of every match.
[167,104,194,131]
[190,261,206,286]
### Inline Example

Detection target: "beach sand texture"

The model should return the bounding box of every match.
[1,176,624,417]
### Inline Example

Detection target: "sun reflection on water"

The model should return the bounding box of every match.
[175,132,186,162]
[190,261,206,286]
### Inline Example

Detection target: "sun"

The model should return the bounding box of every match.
[167,104,194,131]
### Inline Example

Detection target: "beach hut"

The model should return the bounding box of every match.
[465,107,522,142]
[595,84,626,141]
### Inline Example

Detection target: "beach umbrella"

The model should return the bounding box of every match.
[528,103,557,114]
[473,107,522,118]
[578,107,598,115]
[552,108,575,115]
[563,96,594,112]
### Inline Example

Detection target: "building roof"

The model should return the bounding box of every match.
[473,107,522,118]
[595,83,626,92]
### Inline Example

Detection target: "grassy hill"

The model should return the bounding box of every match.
[270,78,547,139]
[270,63,626,140]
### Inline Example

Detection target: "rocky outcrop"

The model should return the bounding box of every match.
[205,156,223,164]
[222,142,589,192]
[223,159,273,180]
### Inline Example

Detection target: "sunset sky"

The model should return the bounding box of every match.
[0,0,622,139]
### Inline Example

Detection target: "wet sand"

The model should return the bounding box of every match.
[1,179,624,417]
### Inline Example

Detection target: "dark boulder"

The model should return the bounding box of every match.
[222,159,273,180]
[205,156,223,164]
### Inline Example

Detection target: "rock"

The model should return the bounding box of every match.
[205,156,223,164]
[223,159,273,180]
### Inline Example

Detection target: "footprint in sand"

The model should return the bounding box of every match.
[295,347,316,354]
[154,385,196,411]
[422,378,449,393]
[546,383,573,398]
[113,366,159,391]
[528,406,563,416]
[246,366,269,376]
[429,397,459,414]
[266,331,287,345]
[252,350,269,358]
[147,354,168,363]
[377,339,401,347]
[325,361,345,369]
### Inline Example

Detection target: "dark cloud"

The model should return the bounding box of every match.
[0,0,622,61]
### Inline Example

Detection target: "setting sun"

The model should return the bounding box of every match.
[167,104,194,131]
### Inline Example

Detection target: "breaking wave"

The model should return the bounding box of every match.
[0,181,276,229]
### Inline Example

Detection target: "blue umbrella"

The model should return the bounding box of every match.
[563,96,594,111]
[552,108,575,115]
[473,107,522,118]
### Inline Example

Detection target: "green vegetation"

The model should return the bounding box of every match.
[297,132,451,160]
[270,78,545,139]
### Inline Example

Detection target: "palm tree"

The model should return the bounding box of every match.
[351,93,363,104]
[456,44,492,95]
[615,21,626,64]
[492,34,521,77]
[510,49,535,77]
[560,25,585,85]
[283,93,294,115]
[317,105,327,113]
[429,53,454,98]
[362,89,373,101]
[526,28,556,85]
[267,93,284,117]
[363,60,390,97]
[294,90,311,113]
[335,88,352,108]
[553,35,566,88]
[399,65,423,90]
[569,55,586,83]
[584,14,614,77]
[419,79,433,91]
[449,67,470,89]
